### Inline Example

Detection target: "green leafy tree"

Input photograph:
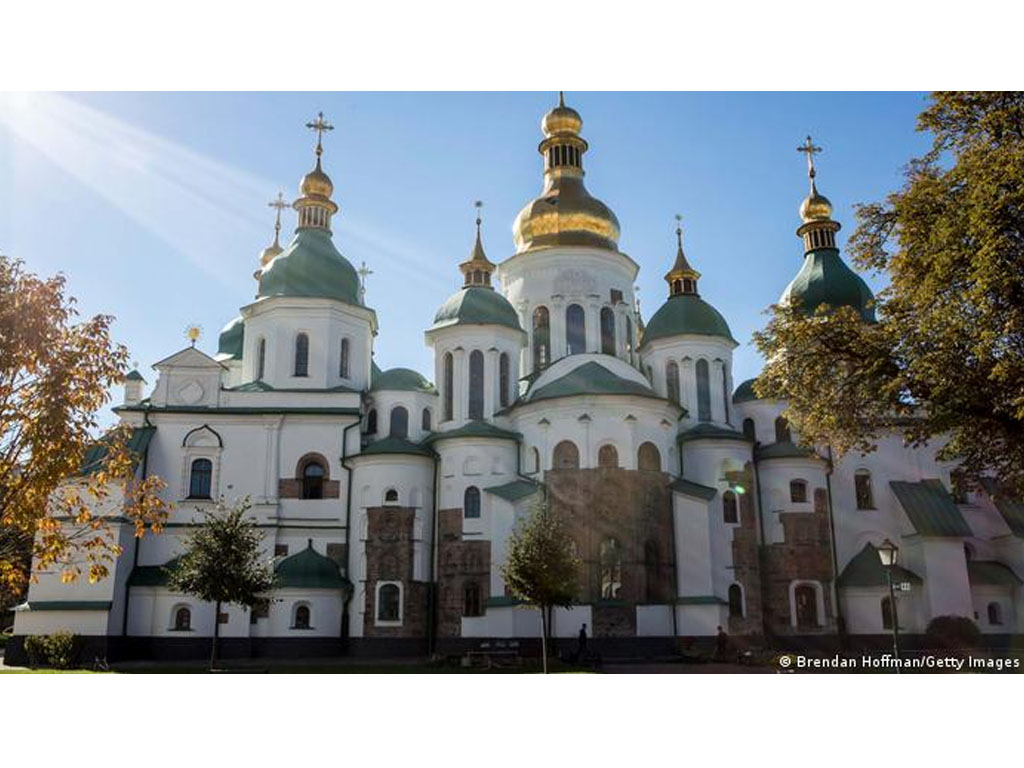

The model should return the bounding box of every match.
[500,500,580,673]
[755,92,1024,495]
[167,497,274,669]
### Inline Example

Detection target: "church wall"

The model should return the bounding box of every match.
[640,336,736,428]
[361,506,429,641]
[437,508,491,638]
[365,389,438,443]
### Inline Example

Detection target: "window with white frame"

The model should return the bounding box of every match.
[376,581,403,625]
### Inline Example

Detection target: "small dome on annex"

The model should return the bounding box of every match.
[258,228,362,306]
[217,315,245,359]
[642,293,736,346]
[370,366,436,393]
[430,285,522,332]
[275,540,350,590]
[732,377,763,404]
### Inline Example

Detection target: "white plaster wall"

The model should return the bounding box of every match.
[640,335,737,428]
[636,605,673,636]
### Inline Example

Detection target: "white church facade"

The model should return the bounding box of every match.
[10,97,1024,661]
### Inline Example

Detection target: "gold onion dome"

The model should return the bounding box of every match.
[800,181,834,223]
[513,93,620,253]
[300,159,334,199]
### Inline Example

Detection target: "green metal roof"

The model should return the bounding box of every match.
[754,441,820,461]
[675,595,727,605]
[485,479,541,502]
[128,557,180,587]
[125,369,146,382]
[430,286,522,332]
[371,367,436,393]
[359,436,435,458]
[275,541,351,590]
[669,478,718,500]
[25,601,113,611]
[115,405,361,416]
[837,543,923,588]
[226,381,357,394]
[486,595,525,607]
[523,361,657,404]
[677,423,751,444]
[980,478,1024,538]
[967,561,1022,586]
[421,420,521,445]
[732,378,761,403]
[890,480,973,538]
[258,228,362,306]
[81,425,156,476]
[217,315,245,359]
[780,248,876,322]
[641,294,736,346]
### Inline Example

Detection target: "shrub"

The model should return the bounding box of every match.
[23,634,48,667]
[925,615,982,651]
[21,631,78,669]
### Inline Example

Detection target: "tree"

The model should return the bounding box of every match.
[754,92,1024,495]
[500,499,580,673]
[167,497,275,669]
[0,253,167,606]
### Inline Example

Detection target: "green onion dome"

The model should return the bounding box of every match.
[780,249,876,322]
[217,315,245,359]
[257,228,361,306]
[732,378,761,404]
[641,294,736,346]
[274,540,350,589]
[370,367,436,393]
[430,286,522,332]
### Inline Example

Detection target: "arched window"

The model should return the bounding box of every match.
[723,490,738,524]
[854,469,874,509]
[988,602,1003,626]
[339,338,350,378]
[294,333,309,377]
[366,408,378,435]
[625,316,634,359]
[814,487,828,514]
[721,365,731,424]
[499,352,510,408]
[384,488,399,504]
[729,584,744,618]
[794,584,819,629]
[256,338,266,381]
[566,304,586,356]
[302,461,325,500]
[553,440,580,470]
[443,352,454,421]
[775,416,791,443]
[189,458,212,499]
[464,581,482,617]
[468,350,484,420]
[644,540,660,603]
[173,606,191,631]
[533,306,550,371]
[464,486,481,518]
[421,408,432,432]
[742,418,756,442]
[666,361,680,404]
[598,444,619,468]
[389,406,409,438]
[637,442,661,472]
[600,538,622,599]
[600,306,616,355]
[294,604,311,630]
[377,583,401,622]
[881,596,894,630]
[790,479,808,504]
[696,359,711,421]
[530,447,541,474]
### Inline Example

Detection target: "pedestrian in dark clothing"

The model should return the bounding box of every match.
[715,625,729,662]
[577,623,588,661]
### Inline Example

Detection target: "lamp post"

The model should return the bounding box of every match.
[877,538,900,663]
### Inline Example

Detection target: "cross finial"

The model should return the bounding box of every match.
[797,135,822,181]
[558,91,565,107]
[268,191,287,242]
[474,199,483,229]
[357,261,373,305]
[674,213,683,245]
[306,111,334,157]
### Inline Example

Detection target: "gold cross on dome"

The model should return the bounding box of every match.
[306,111,334,156]
[674,212,683,240]
[797,135,822,178]
[357,261,373,284]
[268,191,287,231]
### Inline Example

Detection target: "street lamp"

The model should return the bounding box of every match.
[877,538,900,663]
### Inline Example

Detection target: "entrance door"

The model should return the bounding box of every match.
[795,585,818,629]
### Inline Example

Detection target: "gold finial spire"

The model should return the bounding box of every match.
[184,324,202,347]
[357,260,373,305]
[665,213,700,297]
[558,91,565,107]
[797,135,822,189]
[268,191,287,247]
[295,112,339,230]
[796,135,840,248]
[256,192,289,279]
[306,111,334,161]
[459,199,495,288]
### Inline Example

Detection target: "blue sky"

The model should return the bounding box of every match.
[0,92,930,420]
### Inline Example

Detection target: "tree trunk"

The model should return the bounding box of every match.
[540,604,549,675]
[210,600,221,671]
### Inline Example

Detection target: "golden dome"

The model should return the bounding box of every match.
[300,160,334,199]
[800,182,833,222]
[259,240,283,267]
[541,91,583,137]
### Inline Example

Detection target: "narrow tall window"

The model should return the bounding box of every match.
[464,582,482,617]
[723,490,738,524]
[443,352,454,421]
[988,602,1003,626]
[729,584,743,618]
[666,361,680,404]
[390,406,409,439]
[790,480,808,504]
[421,408,432,432]
[600,307,616,355]
[499,352,510,408]
[854,470,874,510]
[531,447,541,473]
[378,584,400,622]
[256,338,266,381]
[532,306,550,371]
[775,416,791,443]
[696,359,711,421]
[553,440,580,470]
[637,442,661,472]
[566,304,586,356]
[598,444,619,468]
[742,418,756,442]
[721,364,730,424]
[644,540,660,603]
[464,486,481,519]
[339,338,350,378]
[173,607,191,631]
[302,461,325,500]
[795,584,818,628]
[189,458,212,499]
[366,408,378,435]
[294,605,311,629]
[625,316,633,359]
[600,538,622,599]
[294,333,309,377]
[468,350,484,420]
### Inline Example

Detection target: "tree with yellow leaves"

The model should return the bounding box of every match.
[0,253,168,611]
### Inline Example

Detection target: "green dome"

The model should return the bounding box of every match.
[430,286,522,332]
[733,378,761,404]
[258,228,361,306]
[371,367,436,393]
[642,294,735,345]
[781,248,875,321]
[217,316,245,359]
[275,541,350,590]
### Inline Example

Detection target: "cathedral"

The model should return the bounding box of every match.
[10,95,1024,662]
